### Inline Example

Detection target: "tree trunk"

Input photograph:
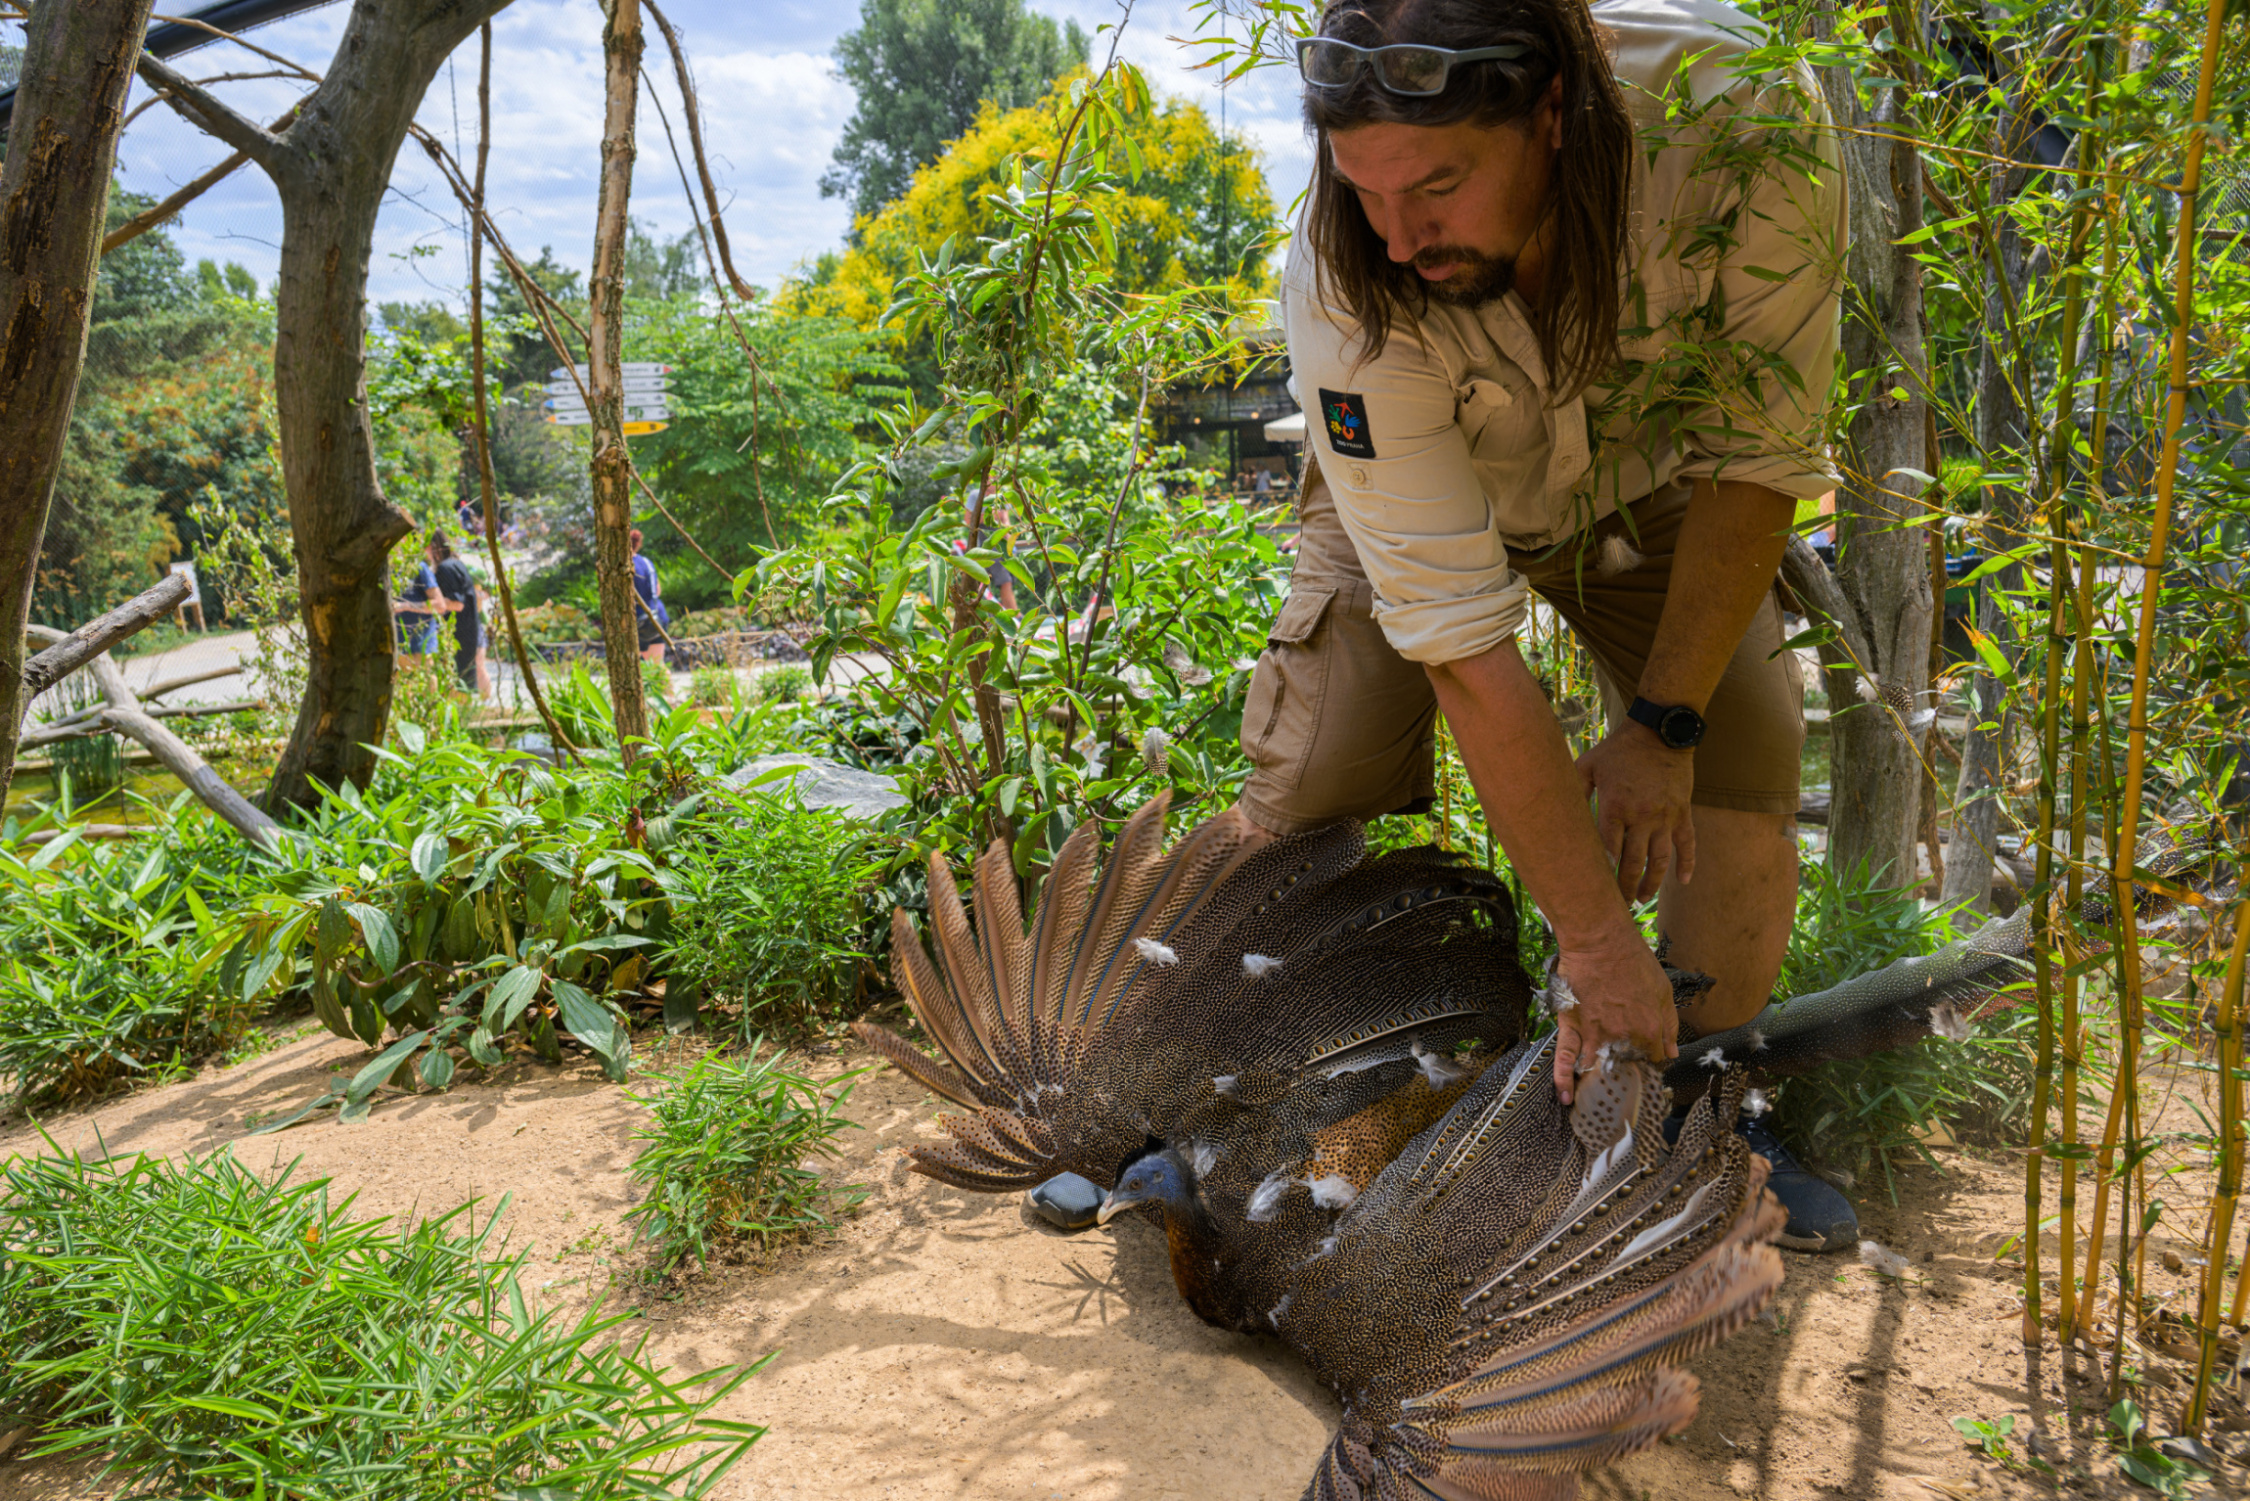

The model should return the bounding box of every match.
[588,0,648,756]
[139,0,513,812]
[1816,8,1936,888]
[1940,75,2039,914]
[0,0,158,805]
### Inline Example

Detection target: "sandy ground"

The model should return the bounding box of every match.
[3,1028,2246,1500]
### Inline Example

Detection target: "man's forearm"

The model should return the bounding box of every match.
[1425,640,1642,958]
[1636,479,1799,710]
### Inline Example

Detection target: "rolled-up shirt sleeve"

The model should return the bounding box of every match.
[1283,273,1533,666]
[1667,104,1845,499]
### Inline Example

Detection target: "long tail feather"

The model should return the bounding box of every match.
[1673,821,2234,1082]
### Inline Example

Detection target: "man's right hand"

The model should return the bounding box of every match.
[1549,929,1678,1105]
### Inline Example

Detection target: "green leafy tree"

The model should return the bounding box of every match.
[581,298,906,611]
[32,191,282,626]
[483,244,586,392]
[820,0,1088,225]
[624,217,699,303]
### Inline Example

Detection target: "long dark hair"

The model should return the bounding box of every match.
[1303,0,1633,400]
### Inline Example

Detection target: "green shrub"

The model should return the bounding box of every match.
[641,656,673,710]
[689,665,735,708]
[661,791,884,1035]
[1770,860,2039,1197]
[756,664,812,704]
[0,821,261,1103]
[623,1044,865,1270]
[230,723,681,1111]
[535,660,618,749]
[0,1147,760,1497]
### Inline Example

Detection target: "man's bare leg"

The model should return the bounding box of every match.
[1657,806,1798,1038]
[1657,803,1855,1250]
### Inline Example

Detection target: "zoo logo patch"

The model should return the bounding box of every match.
[1318,388,1376,459]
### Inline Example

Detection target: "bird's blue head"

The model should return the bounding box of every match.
[1098,1146,1197,1225]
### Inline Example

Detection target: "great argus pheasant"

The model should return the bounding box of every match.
[853,794,1786,1498]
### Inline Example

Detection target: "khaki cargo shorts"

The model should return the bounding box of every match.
[1239,460,1805,835]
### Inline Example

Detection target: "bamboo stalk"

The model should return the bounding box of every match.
[2102,0,2228,1388]
[2184,903,2249,1432]
[2044,6,2110,1341]
[2059,537,2098,1335]
[466,23,576,765]
[2073,1060,2130,1344]
[2023,536,2070,1344]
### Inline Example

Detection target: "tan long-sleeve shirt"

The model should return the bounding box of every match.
[1281,0,1846,666]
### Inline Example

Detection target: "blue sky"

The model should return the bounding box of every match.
[84,0,1313,312]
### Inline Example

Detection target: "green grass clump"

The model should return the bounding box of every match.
[624,1044,866,1271]
[0,1147,760,1497]
[756,665,812,704]
[662,793,883,1035]
[1770,859,2039,1197]
[688,665,735,708]
[0,824,260,1104]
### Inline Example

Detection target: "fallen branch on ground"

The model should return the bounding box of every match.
[24,624,279,851]
[19,575,190,698]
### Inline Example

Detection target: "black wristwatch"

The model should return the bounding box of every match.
[1627,696,1706,750]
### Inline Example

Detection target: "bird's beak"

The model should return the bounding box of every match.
[1095,1190,1135,1226]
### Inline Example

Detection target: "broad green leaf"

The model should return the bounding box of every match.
[411,831,448,886]
[487,964,544,1030]
[553,981,624,1063]
[346,903,401,974]
[347,1030,429,1103]
[418,1048,456,1091]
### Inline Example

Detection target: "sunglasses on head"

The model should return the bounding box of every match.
[1296,36,1528,96]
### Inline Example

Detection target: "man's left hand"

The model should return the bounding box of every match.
[1576,727,1696,902]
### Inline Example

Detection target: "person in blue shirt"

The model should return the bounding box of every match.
[630,527,671,664]
[391,557,444,657]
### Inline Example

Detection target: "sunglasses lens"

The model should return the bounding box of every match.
[1299,38,1364,87]
[1375,46,1451,94]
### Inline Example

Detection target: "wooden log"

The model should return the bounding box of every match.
[25,624,279,850]
[19,696,264,750]
[139,660,245,701]
[20,574,191,696]
[16,823,143,845]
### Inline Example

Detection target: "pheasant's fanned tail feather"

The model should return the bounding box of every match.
[927,854,1032,1089]
[1289,1045,1780,1499]
[860,794,1299,1190]
[972,839,1036,1058]
[849,1016,981,1109]
[1025,822,1101,1077]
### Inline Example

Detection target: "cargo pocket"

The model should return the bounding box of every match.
[1241,585,1339,789]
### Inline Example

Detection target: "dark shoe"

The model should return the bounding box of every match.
[1662,1106,1858,1254]
[1026,1171,1104,1231]
[1736,1111,1858,1253]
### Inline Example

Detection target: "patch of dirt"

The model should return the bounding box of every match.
[3,1037,2246,1499]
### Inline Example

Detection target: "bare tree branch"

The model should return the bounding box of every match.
[20,574,190,696]
[134,53,285,169]
[25,625,280,850]
[104,103,304,256]
[643,0,758,303]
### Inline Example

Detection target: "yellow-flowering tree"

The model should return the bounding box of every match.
[788,69,1279,333]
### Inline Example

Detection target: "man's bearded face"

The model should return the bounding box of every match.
[1410,243,1517,305]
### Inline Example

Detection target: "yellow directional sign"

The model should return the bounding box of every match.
[622,421,669,436]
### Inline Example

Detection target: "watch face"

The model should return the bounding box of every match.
[1661,706,1706,749]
